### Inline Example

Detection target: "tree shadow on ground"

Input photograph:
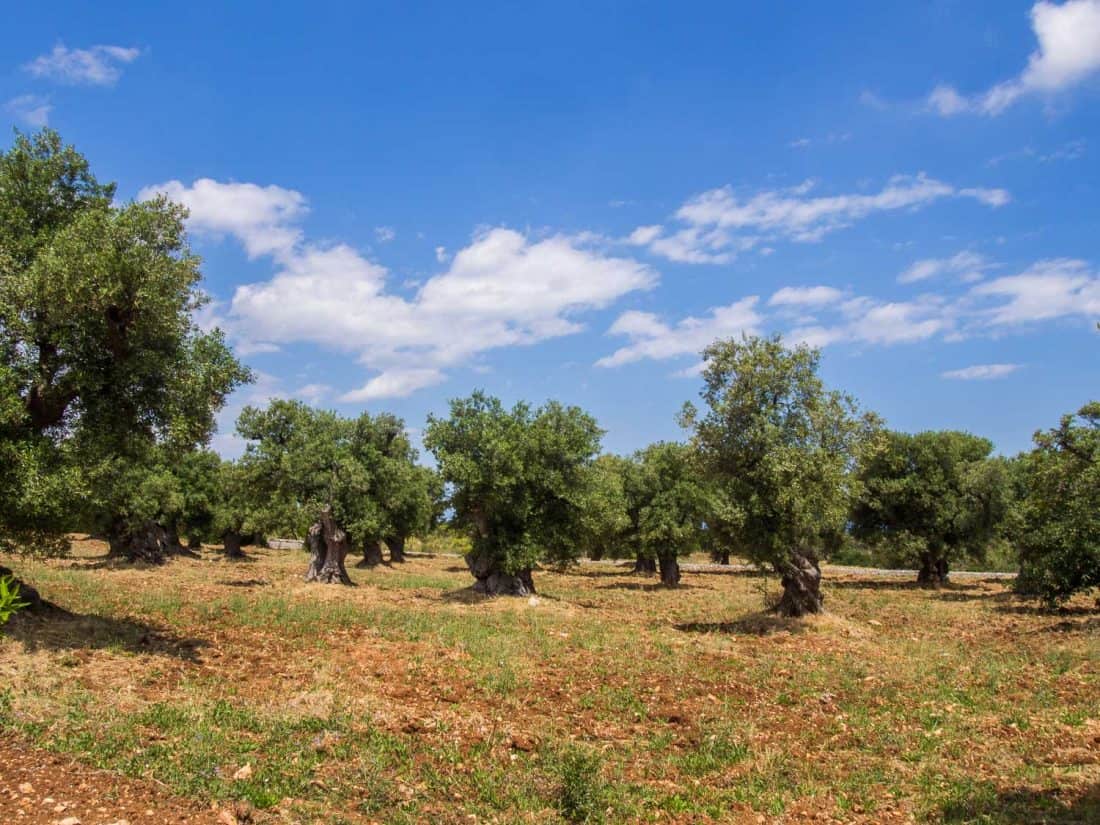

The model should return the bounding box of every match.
[674,612,806,636]
[941,781,1100,824]
[595,581,706,592]
[993,595,1100,632]
[4,603,206,662]
[440,586,494,605]
[216,578,271,588]
[828,578,987,594]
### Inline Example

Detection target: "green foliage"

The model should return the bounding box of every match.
[0,574,30,625]
[684,334,875,576]
[1015,402,1100,604]
[625,442,711,564]
[235,400,434,547]
[424,391,603,575]
[0,128,250,551]
[851,430,1012,573]
[552,745,607,824]
[575,454,631,560]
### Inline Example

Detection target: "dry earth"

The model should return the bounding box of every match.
[1,539,1097,824]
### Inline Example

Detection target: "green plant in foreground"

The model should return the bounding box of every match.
[0,574,30,624]
[553,745,607,824]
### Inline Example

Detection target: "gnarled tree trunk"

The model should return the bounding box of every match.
[304,506,352,585]
[358,538,384,568]
[917,554,949,587]
[223,530,246,560]
[658,553,681,587]
[466,548,535,596]
[108,520,173,565]
[386,535,407,563]
[187,534,202,551]
[716,551,731,565]
[633,554,656,575]
[776,551,824,617]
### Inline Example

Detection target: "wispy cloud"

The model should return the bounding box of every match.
[899,251,993,284]
[942,364,1021,380]
[24,43,142,86]
[627,175,1008,264]
[4,94,51,126]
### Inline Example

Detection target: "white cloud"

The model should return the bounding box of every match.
[942,364,1022,380]
[24,43,141,86]
[595,298,762,368]
[4,94,51,126]
[768,285,845,307]
[292,383,333,405]
[138,179,308,259]
[789,137,812,149]
[928,1,1100,116]
[971,258,1100,325]
[149,177,656,400]
[374,226,395,243]
[341,369,446,402]
[899,251,992,284]
[434,245,448,263]
[631,175,1008,264]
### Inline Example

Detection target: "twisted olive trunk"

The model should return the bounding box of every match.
[108,520,172,565]
[304,506,352,585]
[776,551,824,617]
[358,538,384,568]
[223,530,246,560]
[633,554,656,575]
[466,548,535,596]
[658,553,681,587]
[917,554,949,587]
[386,534,407,563]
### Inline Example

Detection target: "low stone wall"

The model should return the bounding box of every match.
[266,537,304,551]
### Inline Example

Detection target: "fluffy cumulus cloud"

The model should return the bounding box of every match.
[139,179,308,259]
[899,251,993,284]
[629,176,1008,264]
[942,364,1022,380]
[4,94,51,127]
[595,298,762,369]
[145,178,656,400]
[24,43,142,86]
[928,1,1100,116]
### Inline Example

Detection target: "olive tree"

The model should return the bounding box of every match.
[349,412,437,565]
[236,400,359,584]
[850,430,1011,586]
[684,335,874,616]
[576,454,631,562]
[0,129,250,565]
[626,442,711,587]
[1015,402,1100,605]
[424,392,602,595]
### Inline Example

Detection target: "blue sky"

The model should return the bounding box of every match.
[3,1,1098,458]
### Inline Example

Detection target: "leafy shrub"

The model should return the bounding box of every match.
[0,574,30,625]
[553,745,606,824]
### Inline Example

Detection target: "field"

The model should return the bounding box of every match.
[1,541,1097,824]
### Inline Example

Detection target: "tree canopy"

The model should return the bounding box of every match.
[1015,402,1100,605]
[424,391,602,595]
[684,335,875,615]
[851,430,1012,585]
[0,128,250,559]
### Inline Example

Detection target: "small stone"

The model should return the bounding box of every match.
[57,817,81,825]
[17,782,33,795]
[105,820,131,825]
[232,763,253,781]
[527,595,540,606]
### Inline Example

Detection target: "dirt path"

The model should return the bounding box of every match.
[0,737,248,825]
